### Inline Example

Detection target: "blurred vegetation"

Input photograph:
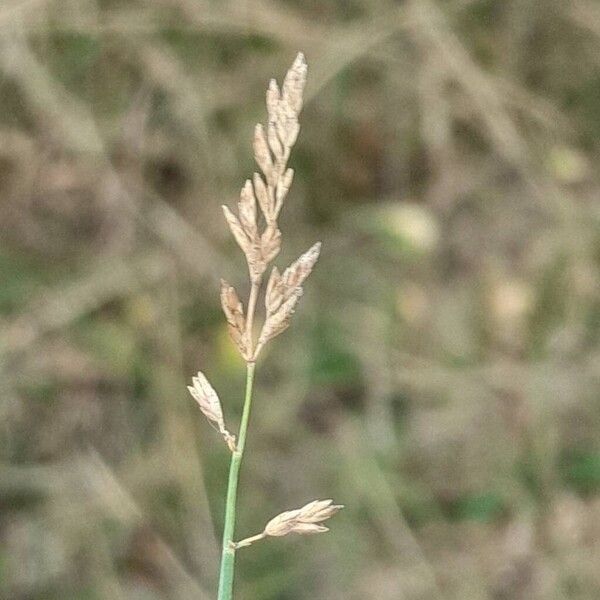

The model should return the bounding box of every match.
[1,1,600,599]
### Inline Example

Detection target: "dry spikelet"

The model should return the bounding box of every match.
[255,242,321,358]
[281,52,307,115]
[234,499,343,548]
[264,242,321,319]
[267,121,283,162]
[188,372,236,451]
[238,180,258,239]
[253,124,273,184]
[282,242,321,293]
[274,98,299,150]
[253,173,272,223]
[257,288,302,350]
[266,78,280,123]
[260,224,281,265]
[220,279,250,360]
[275,168,294,217]
[222,205,250,255]
[265,266,283,313]
[224,196,266,282]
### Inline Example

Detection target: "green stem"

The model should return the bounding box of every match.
[217,362,256,600]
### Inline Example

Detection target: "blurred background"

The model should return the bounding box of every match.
[1,1,600,599]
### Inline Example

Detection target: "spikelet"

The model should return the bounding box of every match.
[253,124,274,185]
[267,121,283,163]
[256,242,321,358]
[280,242,321,299]
[258,288,302,347]
[188,372,236,451]
[220,279,251,361]
[266,78,280,124]
[253,173,272,223]
[281,52,307,115]
[260,224,282,265]
[222,205,250,256]
[275,168,294,217]
[264,243,321,316]
[234,499,343,548]
[223,183,265,282]
[265,266,283,313]
[238,180,257,239]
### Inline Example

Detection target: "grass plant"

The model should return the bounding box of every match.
[186,53,342,600]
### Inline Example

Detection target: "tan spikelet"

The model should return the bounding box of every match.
[267,122,283,163]
[275,168,294,217]
[281,52,307,115]
[274,99,299,150]
[188,372,236,451]
[282,242,321,293]
[223,199,265,282]
[253,173,272,223]
[260,224,281,265]
[234,499,343,548]
[266,78,280,123]
[222,205,251,255]
[257,288,302,353]
[253,123,274,184]
[265,266,283,314]
[238,180,258,240]
[220,279,250,360]
[263,242,321,324]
